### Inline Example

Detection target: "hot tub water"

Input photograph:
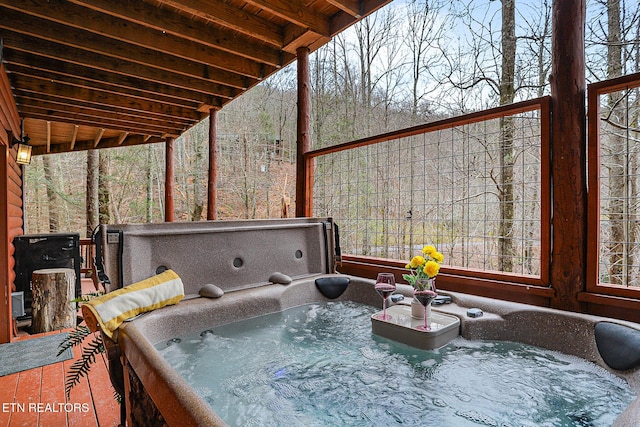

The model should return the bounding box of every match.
[156,302,635,427]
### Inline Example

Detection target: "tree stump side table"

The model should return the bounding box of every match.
[31,268,77,333]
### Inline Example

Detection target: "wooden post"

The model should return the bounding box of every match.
[295,46,311,217]
[207,108,218,220]
[31,268,76,333]
[165,138,175,222]
[550,0,587,312]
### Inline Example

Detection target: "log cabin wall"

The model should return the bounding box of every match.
[1,63,24,343]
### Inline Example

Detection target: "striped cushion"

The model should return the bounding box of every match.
[82,269,184,340]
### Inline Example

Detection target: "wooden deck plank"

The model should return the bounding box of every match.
[38,361,67,427]
[63,347,98,427]
[9,368,42,427]
[88,354,120,427]
[2,279,121,426]
[0,373,19,427]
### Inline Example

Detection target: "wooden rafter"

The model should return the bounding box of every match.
[46,120,51,153]
[66,0,291,65]
[69,125,79,151]
[326,0,362,17]
[158,0,284,47]
[93,128,105,148]
[0,0,392,155]
[117,132,129,146]
[244,0,331,37]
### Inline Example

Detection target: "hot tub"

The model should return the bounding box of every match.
[98,218,640,426]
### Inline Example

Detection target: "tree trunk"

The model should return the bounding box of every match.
[296,46,311,217]
[42,155,59,232]
[86,149,99,236]
[146,145,153,222]
[98,150,111,224]
[241,134,251,219]
[606,0,626,284]
[191,131,204,221]
[498,0,517,272]
[31,268,76,333]
[165,138,175,222]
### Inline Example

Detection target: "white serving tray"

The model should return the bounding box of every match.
[371,304,460,350]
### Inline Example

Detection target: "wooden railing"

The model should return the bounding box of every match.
[585,72,640,304]
[304,97,553,306]
[79,238,94,276]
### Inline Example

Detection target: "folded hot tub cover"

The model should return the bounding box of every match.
[82,269,185,340]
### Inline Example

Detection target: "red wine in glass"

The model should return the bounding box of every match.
[414,289,438,331]
[375,273,396,320]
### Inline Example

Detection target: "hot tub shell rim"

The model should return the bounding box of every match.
[118,275,640,426]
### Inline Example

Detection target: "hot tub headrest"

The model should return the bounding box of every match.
[82,269,185,340]
[101,218,339,295]
[595,321,640,371]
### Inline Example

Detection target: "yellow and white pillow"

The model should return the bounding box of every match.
[82,269,184,340]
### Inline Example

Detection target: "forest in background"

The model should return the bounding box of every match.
[23,0,640,249]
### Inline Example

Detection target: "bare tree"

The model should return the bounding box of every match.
[42,155,59,232]
[145,145,154,222]
[404,0,447,118]
[86,149,99,236]
[354,9,398,132]
[98,151,111,224]
[435,0,519,271]
[175,126,206,221]
[584,0,640,286]
[603,0,629,285]
[497,0,517,272]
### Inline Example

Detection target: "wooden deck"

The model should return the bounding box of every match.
[0,280,120,427]
[0,331,121,427]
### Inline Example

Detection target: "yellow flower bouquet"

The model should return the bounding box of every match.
[402,245,444,291]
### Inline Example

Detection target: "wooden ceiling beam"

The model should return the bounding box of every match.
[0,0,393,154]
[18,104,185,136]
[32,134,167,156]
[244,0,330,37]
[19,100,192,132]
[0,15,263,85]
[8,64,203,111]
[282,27,317,53]
[22,110,180,137]
[157,0,284,47]
[325,0,361,17]
[3,48,235,106]
[11,75,203,122]
[0,31,253,94]
[0,2,271,76]
[16,92,195,126]
[329,0,391,36]
[66,0,292,66]
[16,95,191,129]
[5,51,227,106]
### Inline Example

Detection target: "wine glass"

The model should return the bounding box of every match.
[414,281,438,331]
[374,273,396,320]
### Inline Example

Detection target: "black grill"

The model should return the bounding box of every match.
[13,233,81,318]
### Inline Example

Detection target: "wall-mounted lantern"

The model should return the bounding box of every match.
[12,134,32,165]
[9,118,32,165]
